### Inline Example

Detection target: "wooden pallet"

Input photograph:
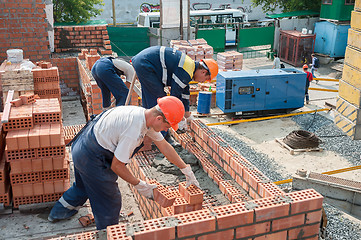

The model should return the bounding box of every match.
[275,138,323,155]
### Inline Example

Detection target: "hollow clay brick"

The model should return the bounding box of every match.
[179,181,203,205]
[212,203,253,229]
[174,209,216,238]
[236,221,271,239]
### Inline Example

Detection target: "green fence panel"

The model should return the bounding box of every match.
[238,26,275,49]
[196,28,225,53]
[107,26,150,57]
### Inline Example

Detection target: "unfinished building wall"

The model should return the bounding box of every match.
[0,1,51,63]
[51,57,79,96]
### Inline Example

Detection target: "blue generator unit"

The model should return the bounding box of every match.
[216,68,306,114]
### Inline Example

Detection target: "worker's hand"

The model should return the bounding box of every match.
[186,115,195,124]
[177,118,188,133]
[134,180,157,200]
[180,164,201,189]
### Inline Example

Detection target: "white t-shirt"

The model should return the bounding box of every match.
[273,57,281,69]
[93,106,163,163]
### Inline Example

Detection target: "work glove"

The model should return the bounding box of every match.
[180,164,201,189]
[134,180,157,200]
[186,115,195,123]
[177,118,188,133]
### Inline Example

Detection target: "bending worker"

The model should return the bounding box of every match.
[131,46,218,137]
[48,96,200,230]
[91,57,134,110]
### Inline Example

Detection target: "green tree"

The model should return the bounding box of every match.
[251,0,321,13]
[53,0,104,23]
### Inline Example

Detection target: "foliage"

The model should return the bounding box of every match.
[53,0,104,23]
[250,0,321,13]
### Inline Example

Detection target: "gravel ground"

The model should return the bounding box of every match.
[209,112,361,240]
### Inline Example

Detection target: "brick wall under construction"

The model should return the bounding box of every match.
[50,117,323,239]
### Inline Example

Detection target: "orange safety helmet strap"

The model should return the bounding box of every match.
[201,58,219,80]
[157,96,185,131]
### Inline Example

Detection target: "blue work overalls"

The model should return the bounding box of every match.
[48,112,122,230]
[131,46,197,113]
[91,57,129,108]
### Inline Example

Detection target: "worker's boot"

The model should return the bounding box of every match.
[164,132,181,148]
[48,201,78,222]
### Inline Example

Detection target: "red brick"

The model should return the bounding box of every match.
[272,214,305,231]
[32,158,43,172]
[251,197,290,222]
[254,230,287,239]
[288,223,320,239]
[50,123,61,146]
[288,189,323,214]
[131,217,176,240]
[179,181,203,205]
[42,157,53,171]
[236,222,271,239]
[28,125,40,149]
[213,203,253,229]
[175,209,216,238]
[198,229,234,240]
[17,129,29,149]
[305,210,322,224]
[6,131,18,150]
[39,124,51,147]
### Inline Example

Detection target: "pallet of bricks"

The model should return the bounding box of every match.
[0,59,34,111]
[171,39,216,106]
[32,61,62,105]
[170,38,213,61]
[217,51,243,71]
[3,94,70,208]
[335,1,361,139]
[0,116,10,207]
[77,48,139,120]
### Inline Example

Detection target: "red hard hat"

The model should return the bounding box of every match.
[157,96,185,131]
[201,58,219,80]
[303,64,308,69]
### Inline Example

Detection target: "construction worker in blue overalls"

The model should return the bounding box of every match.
[91,57,134,111]
[48,96,200,230]
[131,46,218,145]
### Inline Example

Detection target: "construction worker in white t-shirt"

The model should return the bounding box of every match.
[48,96,199,230]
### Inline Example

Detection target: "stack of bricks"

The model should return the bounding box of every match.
[32,62,61,103]
[4,98,70,208]
[217,51,244,71]
[0,118,10,207]
[335,1,361,139]
[53,25,112,55]
[171,38,214,61]
[0,60,35,110]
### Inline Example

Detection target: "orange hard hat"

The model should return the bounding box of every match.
[303,64,308,69]
[201,58,219,80]
[157,96,185,131]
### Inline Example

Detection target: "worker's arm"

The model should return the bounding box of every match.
[154,139,187,169]
[111,156,139,185]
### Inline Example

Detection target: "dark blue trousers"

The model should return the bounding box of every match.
[91,57,129,108]
[49,113,121,230]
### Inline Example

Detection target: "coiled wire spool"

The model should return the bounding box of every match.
[283,130,321,149]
